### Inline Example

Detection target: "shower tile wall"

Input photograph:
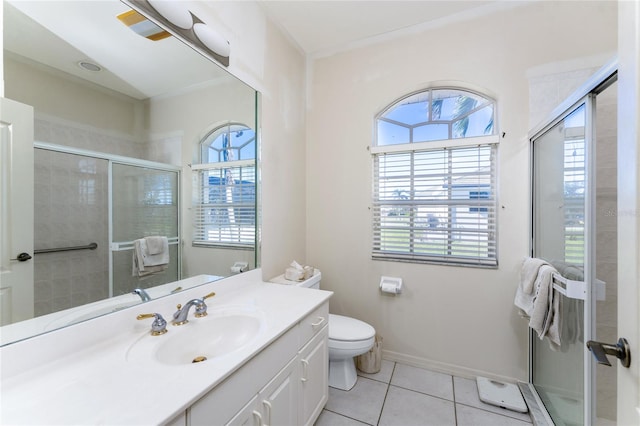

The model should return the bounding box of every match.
[35,116,146,160]
[528,67,600,128]
[34,149,109,316]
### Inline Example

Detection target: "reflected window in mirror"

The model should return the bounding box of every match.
[193,123,256,247]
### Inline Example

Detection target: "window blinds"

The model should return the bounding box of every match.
[372,144,497,266]
[193,161,256,247]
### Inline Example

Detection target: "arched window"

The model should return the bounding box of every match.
[193,123,256,247]
[199,123,256,163]
[372,87,498,267]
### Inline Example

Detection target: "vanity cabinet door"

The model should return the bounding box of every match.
[258,357,298,426]
[226,395,260,426]
[299,326,329,426]
[226,357,298,426]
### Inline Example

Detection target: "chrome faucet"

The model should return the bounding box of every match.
[137,313,168,336]
[132,288,151,302]
[172,292,216,325]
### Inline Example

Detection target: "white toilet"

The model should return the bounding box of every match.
[326,313,375,390]
[272,270,376,391]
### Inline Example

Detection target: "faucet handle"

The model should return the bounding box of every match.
[137,313,168,336]
[194,292,216,318]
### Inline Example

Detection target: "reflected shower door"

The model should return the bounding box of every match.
[111,163,179,296]
[33,149,109,317]
[532,101,588,425]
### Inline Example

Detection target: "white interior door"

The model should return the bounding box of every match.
[616,1,640,423]
[0,97,34,326]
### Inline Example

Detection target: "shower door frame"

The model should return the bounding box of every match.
[33,142,182,297]
[526,61,617,426]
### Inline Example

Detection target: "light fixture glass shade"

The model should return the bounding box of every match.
[193,23,230,58]
[147,0,193,30]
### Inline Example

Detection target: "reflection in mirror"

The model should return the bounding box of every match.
[1,0,259,345]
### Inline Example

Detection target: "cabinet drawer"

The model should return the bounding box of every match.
[298,302,329,348]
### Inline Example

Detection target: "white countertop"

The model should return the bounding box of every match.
[0,275,225,346]
[0,269,332,425]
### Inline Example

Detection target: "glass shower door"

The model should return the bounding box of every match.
[532,101,588,426]
[111,163,180,297]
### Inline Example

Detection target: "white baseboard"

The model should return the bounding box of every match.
[381,349,523,385]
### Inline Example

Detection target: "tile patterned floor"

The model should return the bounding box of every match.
[315,360,533,426]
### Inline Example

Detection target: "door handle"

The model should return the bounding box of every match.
[10,252,32,262]
[586,338,631,368]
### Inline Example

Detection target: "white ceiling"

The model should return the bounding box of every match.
[259,0,497,54]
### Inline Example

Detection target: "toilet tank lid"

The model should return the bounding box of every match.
[329,314,375,341]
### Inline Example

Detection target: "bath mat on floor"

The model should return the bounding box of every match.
[476,377,528,413]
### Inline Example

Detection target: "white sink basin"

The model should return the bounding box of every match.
[126,306,266,366]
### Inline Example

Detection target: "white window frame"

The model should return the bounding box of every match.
[372,87,499,267]
[193,124,256,249]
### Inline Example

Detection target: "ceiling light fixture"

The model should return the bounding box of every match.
[147,0,192,30]
[121,0,230,67]
[116,9,171,41]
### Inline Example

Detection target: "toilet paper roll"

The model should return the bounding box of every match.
[380,283,398,293]
[230,266,242,274]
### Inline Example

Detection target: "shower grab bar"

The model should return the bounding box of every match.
[34,242,98,254]
[111,237,179,252]
[551,273,605,301]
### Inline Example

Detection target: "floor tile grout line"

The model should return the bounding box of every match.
[385,383,456,404]
[452,375,458,425]
[321,408,374,425]
[375,361,396,425]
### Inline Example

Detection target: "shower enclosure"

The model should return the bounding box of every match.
[33,143,180,318]
[528,63,618,425]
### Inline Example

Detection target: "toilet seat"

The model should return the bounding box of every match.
[328,314,375,342]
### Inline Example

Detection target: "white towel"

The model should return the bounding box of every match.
[142,237,169,266]
[132,238,169,277]
[514,257,549,317]
[145,236,166,255]
[528,264,562,349]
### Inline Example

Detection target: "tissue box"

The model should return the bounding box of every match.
[285,267,305,281]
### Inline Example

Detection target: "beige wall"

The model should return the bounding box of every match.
[195,1,308,280]
[305,1,617,380]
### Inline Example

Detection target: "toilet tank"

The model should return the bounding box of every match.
[270,269,321,289]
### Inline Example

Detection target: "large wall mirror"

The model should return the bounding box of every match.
[1,0,259,345]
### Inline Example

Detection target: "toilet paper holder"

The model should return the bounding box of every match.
[231,261,248,274]
[380,276,403,294]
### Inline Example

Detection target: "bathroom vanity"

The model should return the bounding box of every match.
[0,269,332,425]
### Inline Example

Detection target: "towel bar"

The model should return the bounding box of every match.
[551,273,605,301]
[111,237,179,252]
